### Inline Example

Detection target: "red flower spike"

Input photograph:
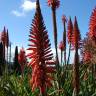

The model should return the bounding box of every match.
[18,47,27,73]
[27,0,55,95]
[72,16,81,49]
[72,17,81,95]
[67,17,73,44]
[47,0,60,9]
[1,26,7,46]
[1,26,7,60]
[62,15,67,24]
[59,41,64,51]
[89,7,96,43]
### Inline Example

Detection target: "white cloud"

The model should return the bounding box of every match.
[12,0,36,17]
[12,10,25,17]
[21,0,36,12]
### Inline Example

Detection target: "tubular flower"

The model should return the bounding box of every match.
[27,0,55,95]
[18,47,27,73]
[47,0,60,9]
[72,16,81,49]
[59,41,64,64]
[59,41,64,51]
[67,17,73,44]
[89,7,96,43]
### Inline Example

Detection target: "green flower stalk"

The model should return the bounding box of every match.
[62,15,67,65]
[47,0,60,70]
[73,17,81,95]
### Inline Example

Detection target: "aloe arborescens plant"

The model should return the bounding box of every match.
[27,0,55,96]
[72,17,81,95]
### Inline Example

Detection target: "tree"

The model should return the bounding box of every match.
[0,42,4,75]
[13,46,21,74]
[6,29,9,63]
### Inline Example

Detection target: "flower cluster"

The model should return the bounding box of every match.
[72,16,81,49]
[47,0,60,9]
[62,15,67,23]
[27,0,56,95]
[59,41,65,51]
[18,47,27,73]
[67,17,73,44]
[89,7,96,43]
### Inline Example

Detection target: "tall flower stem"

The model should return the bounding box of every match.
[73,17,80,96]
[67,42,71,65]
[52,8,59,70]
[73,42,79,96]
[63,21,66,66]
[61,50,63,66]
[67,17,73,65]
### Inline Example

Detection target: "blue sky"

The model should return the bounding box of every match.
[0,0,96,58]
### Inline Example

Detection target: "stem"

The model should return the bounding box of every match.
[67,43,71,65]
[52,8,59,70]
[40,85,47,96]
[63,22,66,65]
[61,50,63,66]
[73,42,80,96]
[7,47,8,63]
[52,8,60,96]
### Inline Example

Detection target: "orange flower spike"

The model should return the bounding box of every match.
[59,41,64,51]
[47,0,60,9]
[1,26,7,46]
[67,17,73,44]
[73,16,81,95]
[72,16,81,49]
[18,47,27,73]
[89,7,96,43]
[1,26,7,60]
[62,15,67,23]
[27,0,55,95]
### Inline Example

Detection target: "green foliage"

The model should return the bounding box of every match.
[1,64,96,96]
[0,67,38,96]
